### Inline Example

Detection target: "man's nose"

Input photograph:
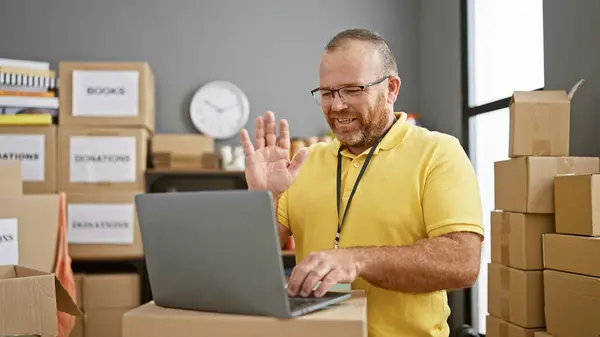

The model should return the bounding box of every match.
[330,92,347,111]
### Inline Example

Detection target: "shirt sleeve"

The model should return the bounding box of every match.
[275,144,321,231]
[421,135,484,238]
[276,189,290,230]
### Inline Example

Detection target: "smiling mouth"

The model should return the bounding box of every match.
[336,118,356,125]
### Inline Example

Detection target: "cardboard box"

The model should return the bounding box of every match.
[543,233,600,278]
[0,194,60,272]
[83,273,140,310]
[70,318,84,337]
[544,269,600,337]
[75,273,85,306]
[486,315,544,337]
[494,156,599,213]
[533,332,553,337]
[0,161,22,196]
[72,273,86,337]
[0,125,57,194]
[151,134,214,157]
[0,265,83,337]
[151,133,218,169]
[123,291,367,337]
[488,263,545,328]
[78,273,140,337]
[58,126,149,193]
[67,191,144,260]
[491,211,554,270]
[508,80,583,157]
[554,173,600,236]
[59,61,155,132]
[86,308,130,337]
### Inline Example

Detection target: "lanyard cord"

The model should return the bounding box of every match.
[334,119,396,249]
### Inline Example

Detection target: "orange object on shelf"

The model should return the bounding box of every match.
[405,113,423,126]
[290,139,306,158]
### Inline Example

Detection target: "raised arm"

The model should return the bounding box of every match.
[240,111,307,247]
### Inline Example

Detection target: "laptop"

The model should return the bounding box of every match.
[135,189,352,318]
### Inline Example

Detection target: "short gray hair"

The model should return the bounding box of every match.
[325,28,398,77]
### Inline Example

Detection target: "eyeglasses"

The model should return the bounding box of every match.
[310,76,389,107]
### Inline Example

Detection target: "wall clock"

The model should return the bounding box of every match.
[189,80,250,140]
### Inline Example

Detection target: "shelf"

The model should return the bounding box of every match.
[147,168,245,176]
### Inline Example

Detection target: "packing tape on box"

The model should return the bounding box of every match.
[568,79,585,101]
[500,266,510,319]
[532,140,551,156]
[501,212,510,265]
[558,157,576,174]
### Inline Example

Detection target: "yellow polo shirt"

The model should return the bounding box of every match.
[277,112,483,337]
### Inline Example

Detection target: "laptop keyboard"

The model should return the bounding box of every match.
[288,296,330,312]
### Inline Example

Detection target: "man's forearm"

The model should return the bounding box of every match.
[350,232,482,293]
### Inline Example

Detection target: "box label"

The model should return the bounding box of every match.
[69,136,136,183]
[67,203,135,244]
[0,218,18,265]
[0,134,45,181]
[72,70,139,117]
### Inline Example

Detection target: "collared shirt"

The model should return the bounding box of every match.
[277,112,484,337]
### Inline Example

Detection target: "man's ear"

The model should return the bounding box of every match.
[386,76,401,104]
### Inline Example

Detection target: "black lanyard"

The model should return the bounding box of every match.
[334,120,395,249]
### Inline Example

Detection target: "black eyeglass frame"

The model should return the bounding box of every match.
[310,76,390,104]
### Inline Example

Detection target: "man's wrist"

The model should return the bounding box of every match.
[272,192,281,205]
[346,247,369,278]
[247,185,280,200]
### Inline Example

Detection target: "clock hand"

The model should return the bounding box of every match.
[205,100,224,113]
[221,103,239,111]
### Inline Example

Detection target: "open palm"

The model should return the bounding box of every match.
[240,111,308,197]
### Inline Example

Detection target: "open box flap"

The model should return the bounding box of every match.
[55,277,84,316]
[511,90,569,103]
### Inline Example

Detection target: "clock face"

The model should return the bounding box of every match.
[190,81,250,140]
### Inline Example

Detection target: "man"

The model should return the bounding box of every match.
[240,28,483,337]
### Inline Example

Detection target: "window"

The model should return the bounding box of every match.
[461,0,545,334]
[468,0,545,107]
[468,108,510,332]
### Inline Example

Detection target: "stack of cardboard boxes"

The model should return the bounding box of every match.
[71,273,140,337]
[150,134,217,170]
[0,161,84,336]
[487,80,600,337]
[57,61,155,336]
[542,146,600,334]
[57,61,154,262]
[0,61,155,336]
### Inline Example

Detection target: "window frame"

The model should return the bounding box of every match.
[459,0,544,331]
[460,0,545,154]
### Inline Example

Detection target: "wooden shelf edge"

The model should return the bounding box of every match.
[146,168,245,175]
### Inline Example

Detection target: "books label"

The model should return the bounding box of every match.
[72,70,139,117]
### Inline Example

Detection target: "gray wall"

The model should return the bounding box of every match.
[544,0,600,157]
[0,0,420,146]
[418,0,462,141]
